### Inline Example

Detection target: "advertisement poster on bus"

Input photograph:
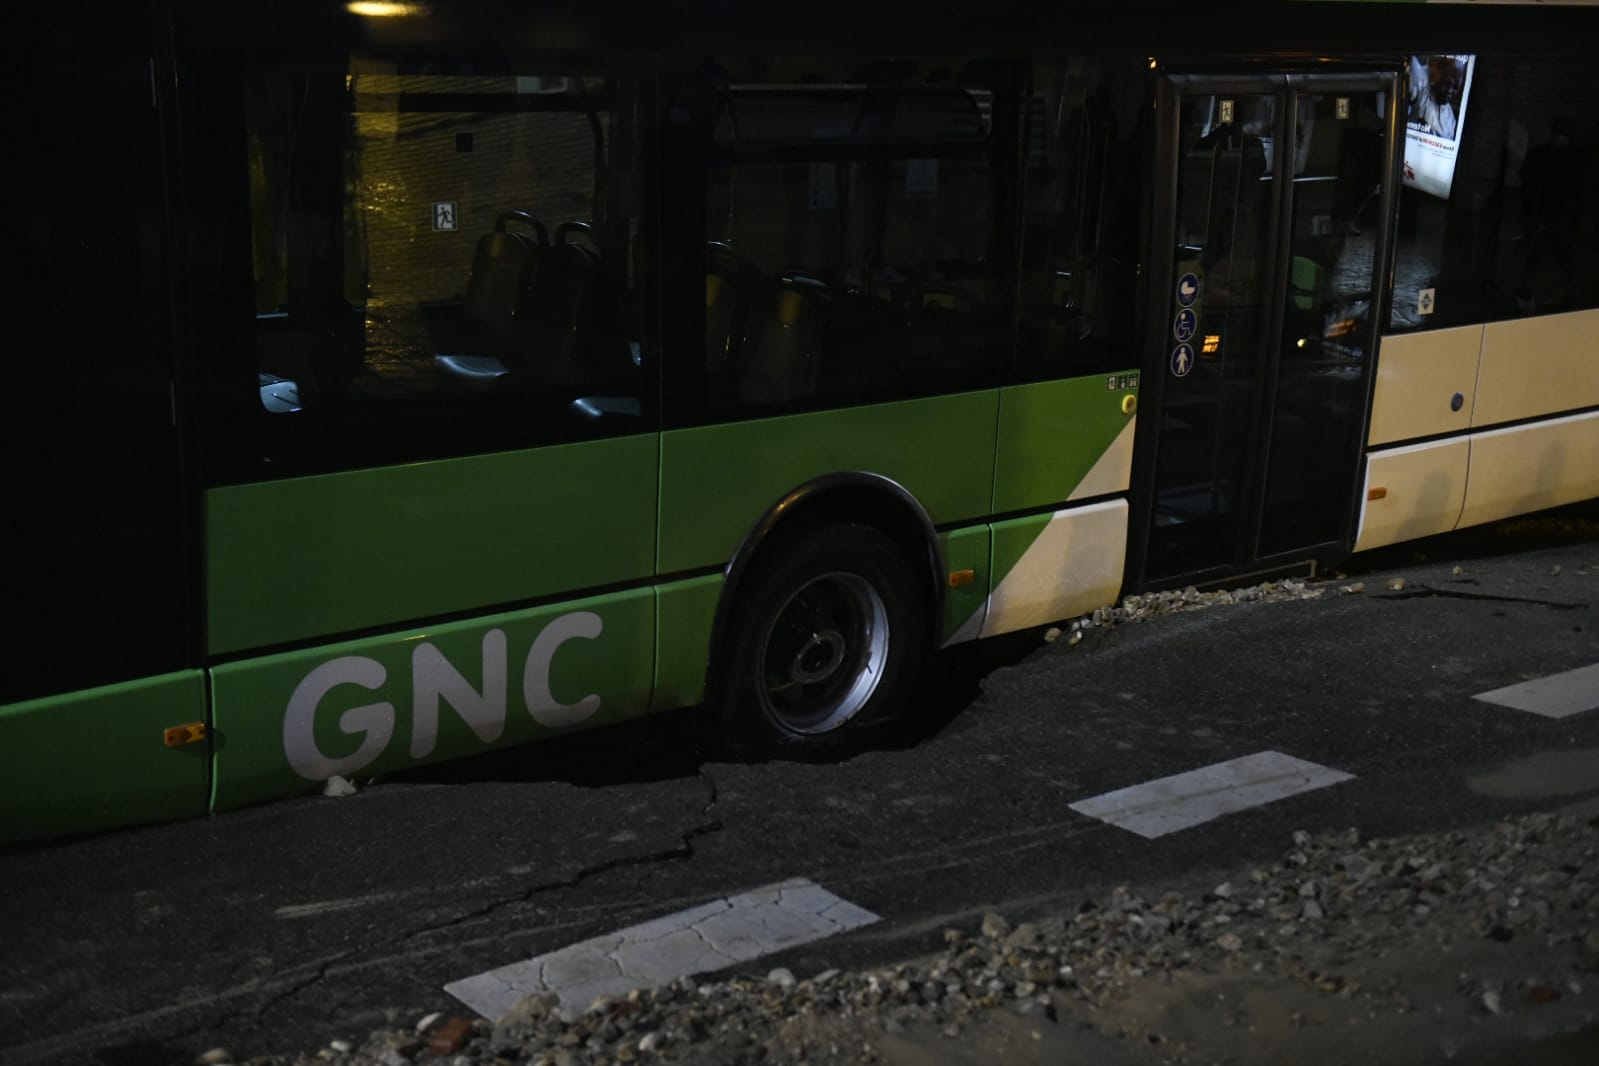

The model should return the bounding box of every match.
[1403,54,1476,200]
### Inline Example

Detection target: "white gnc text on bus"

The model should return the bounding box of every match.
[281,611,604,780]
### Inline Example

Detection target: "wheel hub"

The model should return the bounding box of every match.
[756,571,890,735]
[790,629,846,685]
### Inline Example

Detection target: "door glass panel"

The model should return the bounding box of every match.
[1147,93,1277,579]
[4,15,190,702]
[1257,90,1386,555]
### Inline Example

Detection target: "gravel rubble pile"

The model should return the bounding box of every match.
[1043,577,1336,647]
[231,808,1599,1066]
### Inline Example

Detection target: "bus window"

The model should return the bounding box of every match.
[1389,54,1599,332]
[692,56,1010,419]
[1015,59,1148,382]
[222,59,648,476]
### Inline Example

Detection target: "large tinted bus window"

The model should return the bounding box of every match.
[687,56,1012,420]
[1015,59,1148,380]
[3,4,191,702]
[190,53,649,481]
[1390,53,1599,332]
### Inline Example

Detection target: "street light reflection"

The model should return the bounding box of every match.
[346,2,429,17]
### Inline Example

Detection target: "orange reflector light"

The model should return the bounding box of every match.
[948,569,976,588]
[1367,486,1388,501]
[164,722,207,748]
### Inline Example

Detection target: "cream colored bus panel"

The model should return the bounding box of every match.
[1458,410,1599,530]
[980,500,1128,639]
[1367,326,1481,447]
[1474,310,1599,428]
[1354,438,1469,552]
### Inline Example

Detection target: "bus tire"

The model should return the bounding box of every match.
[717,523,929,753]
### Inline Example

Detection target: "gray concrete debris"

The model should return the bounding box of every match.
[243,806,1598,1066]
[322,776,357,799]
[1035,576,1335,649]
[979,912,1011,940]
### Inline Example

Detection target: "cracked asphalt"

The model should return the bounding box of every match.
[1,510,1595,1066]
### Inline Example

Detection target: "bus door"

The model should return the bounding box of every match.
[1,3,209,841]
[1134,72,1398,585]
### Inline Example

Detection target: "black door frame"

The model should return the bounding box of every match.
[1126,68,1402,592]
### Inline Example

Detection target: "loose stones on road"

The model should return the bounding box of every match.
[262,810,1598,1066]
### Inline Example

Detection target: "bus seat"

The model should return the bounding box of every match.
[516,236,599,387]
[436,211,547,385]
[908,284,980,375]
[435,354,511,382]
[551,220,637,386]
[740,273,828,404]
[464,211,547,334]
[706,242,759,390]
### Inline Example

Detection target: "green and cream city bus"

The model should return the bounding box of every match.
[5,0,1598,841]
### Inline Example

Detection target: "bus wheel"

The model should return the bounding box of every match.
[720,523,928,751]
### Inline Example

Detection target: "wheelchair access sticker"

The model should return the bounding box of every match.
[1172,307,1197,343]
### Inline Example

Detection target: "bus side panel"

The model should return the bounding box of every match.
[992,373,1141,513]
[980,501,1128,638]
[0,672,208,843]
[209,589,654,812]
[649,574,722,713]
[1354,438,1470,552]
[1457,411,1599,531]
[205,434,658,655]
[1474,310,1599,428]
[1366,327,1481,447]
[657,391,999,574]
[940,525,992,646]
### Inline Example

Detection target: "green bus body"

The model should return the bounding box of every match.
[9,0,1599,842]
[3,375,1132,839]
[0,674,209,839]
[206,435,660,655]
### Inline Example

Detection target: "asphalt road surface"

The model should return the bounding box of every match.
[2,515,1596,1065]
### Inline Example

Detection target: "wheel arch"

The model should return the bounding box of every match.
[703,472,945,708]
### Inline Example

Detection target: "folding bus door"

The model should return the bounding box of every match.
[1133,72,1400,587]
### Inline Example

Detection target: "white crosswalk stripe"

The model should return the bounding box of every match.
[1472,662,1599,719]
[1068,751,1355,839]
[444,878,878,1020]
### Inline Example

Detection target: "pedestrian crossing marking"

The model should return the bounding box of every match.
[444,878,877,1020]
[1069,751,1354,839]
[1473,662,1599,719]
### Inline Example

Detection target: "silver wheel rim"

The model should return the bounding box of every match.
[756,571,889,735]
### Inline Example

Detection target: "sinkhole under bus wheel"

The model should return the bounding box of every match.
[715,522,930,756]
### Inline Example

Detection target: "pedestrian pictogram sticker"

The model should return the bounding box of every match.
[1176,272,1200,307]
[1336,97,1350,120]
[1417,287,1436,316]
[433,201,459,232]
[1171,344,1195,378]
[1173,307,1197,343]
[1219,99,1235,125]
